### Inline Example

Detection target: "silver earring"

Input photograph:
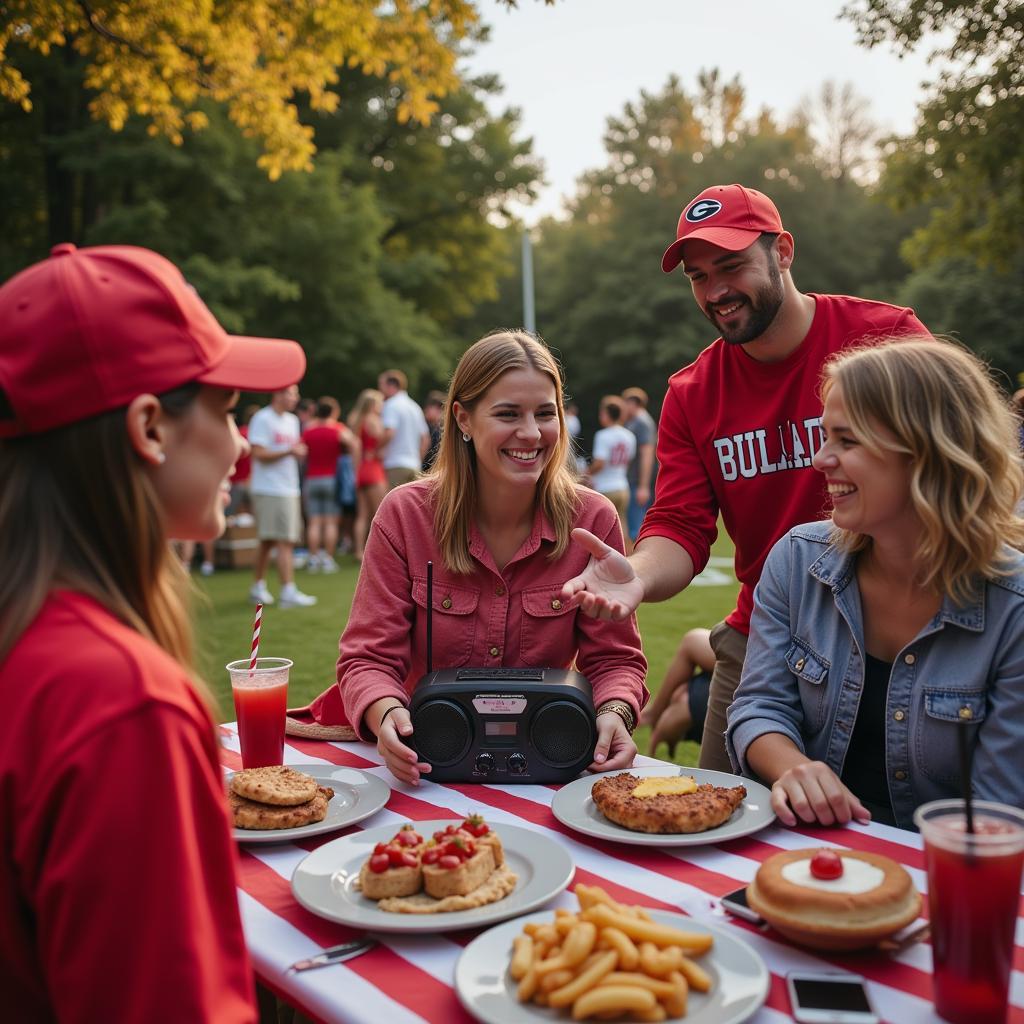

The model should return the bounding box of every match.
[156,452,167,464]
[462,432,471,442]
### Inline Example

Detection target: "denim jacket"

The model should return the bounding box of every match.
[726,521,1024,830]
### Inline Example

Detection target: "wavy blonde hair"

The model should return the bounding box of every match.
[347,388,383,432]
[823,338,1024,603]
[430,330,579,574]
[0,386,207,703]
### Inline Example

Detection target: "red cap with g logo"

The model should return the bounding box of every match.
[661,184,784,273]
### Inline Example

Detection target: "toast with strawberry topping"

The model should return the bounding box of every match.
[358,824,425,899]
[421,817,506,898]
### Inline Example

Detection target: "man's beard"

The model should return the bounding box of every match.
[704,256,785,345]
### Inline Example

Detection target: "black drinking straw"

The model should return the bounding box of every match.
[956,720,975,834]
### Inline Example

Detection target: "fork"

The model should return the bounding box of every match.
[288,937,377,972]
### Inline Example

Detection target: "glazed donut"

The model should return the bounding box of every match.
[747,847,921,951]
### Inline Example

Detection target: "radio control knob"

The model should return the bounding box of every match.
[508,753,527,775]
[475,753,495,773]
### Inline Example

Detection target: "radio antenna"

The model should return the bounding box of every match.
[426,560,433,674]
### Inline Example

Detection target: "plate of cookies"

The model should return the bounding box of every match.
[550,766,775,847]
[291,816,575,933]
[226,764,391,844]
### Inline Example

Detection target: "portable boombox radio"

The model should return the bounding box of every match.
[410,667,596,783]
[408,562,597,783]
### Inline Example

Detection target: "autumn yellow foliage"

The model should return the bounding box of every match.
[0,0,488,178]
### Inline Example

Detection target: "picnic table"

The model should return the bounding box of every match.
[220,726,1024,1024]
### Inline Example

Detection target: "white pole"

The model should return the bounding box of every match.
[522,230,536,333]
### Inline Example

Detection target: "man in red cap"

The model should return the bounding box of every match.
[562,183,929,772]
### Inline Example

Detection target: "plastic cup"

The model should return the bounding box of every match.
[227,657,292,769]
[915,799,1024,1024]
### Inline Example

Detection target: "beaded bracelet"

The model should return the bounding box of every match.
[596,700,637,734]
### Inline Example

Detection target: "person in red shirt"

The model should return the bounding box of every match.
[290,331,648,783]
[0,243,305,1023]
[302,395,359,572]
[348,387,388,560]
[562,183,929,772]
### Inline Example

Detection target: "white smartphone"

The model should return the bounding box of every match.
[719,885,763,924]
[786,971,879,1024]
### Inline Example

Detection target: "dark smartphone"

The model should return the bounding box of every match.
[786,972,880,1024]
[719,885,763,924]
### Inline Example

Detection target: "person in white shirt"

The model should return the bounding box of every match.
[378,369,429,490]
[248,384,317,608]
[589,395,636,541]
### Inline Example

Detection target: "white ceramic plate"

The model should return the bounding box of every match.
[455,909,770,1024]
[228,764,391,844]
[550,766,775,846]
[291,821,574,933]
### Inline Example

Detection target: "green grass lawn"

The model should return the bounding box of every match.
[194,532,738,769]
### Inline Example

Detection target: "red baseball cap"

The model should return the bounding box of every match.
[0,243,306,437]
[661,184,784,273]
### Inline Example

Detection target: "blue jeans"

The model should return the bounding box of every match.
[627,486,651,540]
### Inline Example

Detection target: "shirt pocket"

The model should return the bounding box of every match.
[520,585,576,668]
[786,637,831,734]
[411,576,479,668]
[916,688,988,784]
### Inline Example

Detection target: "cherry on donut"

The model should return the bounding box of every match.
[810,849,843,880]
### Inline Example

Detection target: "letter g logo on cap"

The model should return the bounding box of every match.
[685,199,722,223]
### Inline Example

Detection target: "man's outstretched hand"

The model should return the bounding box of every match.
[561,528,645,620]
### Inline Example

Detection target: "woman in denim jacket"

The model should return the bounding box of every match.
[726,340,1024,830]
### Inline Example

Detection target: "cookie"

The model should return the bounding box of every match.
[229,785,334,830]
[230,765,318,806]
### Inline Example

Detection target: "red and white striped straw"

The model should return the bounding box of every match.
[248,603,263,675]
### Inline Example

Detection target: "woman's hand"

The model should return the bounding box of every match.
[562,528,645,621]
[589,712,637,772]
[373,702,432,786]
[770,760,871,827]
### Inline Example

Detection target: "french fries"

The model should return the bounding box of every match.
[507,884,714,1020]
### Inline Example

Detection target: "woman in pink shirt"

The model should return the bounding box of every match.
[301,331,648,783]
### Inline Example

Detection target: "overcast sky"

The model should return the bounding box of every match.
[463,0,939,222]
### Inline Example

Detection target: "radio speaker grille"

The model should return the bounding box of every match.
[411,700,472,766]
[531,701,593,767]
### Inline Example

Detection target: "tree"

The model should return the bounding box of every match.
[843,0,1024,268]
[0,0,541,179]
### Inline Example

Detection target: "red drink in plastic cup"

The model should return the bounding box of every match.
[227,657,291,768]
[915,800,1024,1024]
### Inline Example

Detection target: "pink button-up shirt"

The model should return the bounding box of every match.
[307,479,648,739]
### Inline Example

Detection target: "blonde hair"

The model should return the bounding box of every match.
[823,338,1024,603]
[347,388,383,432]
[430,330,579,574]
[0,388,204,700]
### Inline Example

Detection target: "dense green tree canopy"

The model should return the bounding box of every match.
[843,0,1024,269]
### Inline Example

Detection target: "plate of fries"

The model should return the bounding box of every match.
[455,884,768,1024]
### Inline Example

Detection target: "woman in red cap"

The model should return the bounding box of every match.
[0,244,305,1023]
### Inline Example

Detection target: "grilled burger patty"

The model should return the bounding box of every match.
[592,773,746,834]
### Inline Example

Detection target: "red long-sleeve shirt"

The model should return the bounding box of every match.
[638,293,928,633]
[305,479,648,738]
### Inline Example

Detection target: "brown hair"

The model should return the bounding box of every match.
[430,330,579,574]
[823,339,1024,603]
[0,385,204,697]
[379,368,408,391]
[601,395,625,423]
[316,396,340,420]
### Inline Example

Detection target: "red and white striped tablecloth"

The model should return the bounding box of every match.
[220,727,1024,1024]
